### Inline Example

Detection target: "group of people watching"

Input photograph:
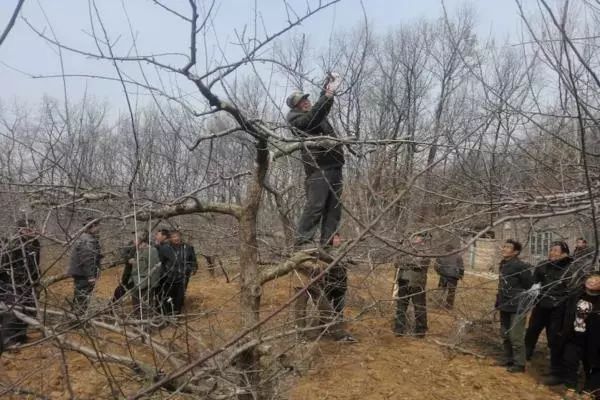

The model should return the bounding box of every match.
[494,238,599,397]
[389,234,600,398]
[68,219,198,321]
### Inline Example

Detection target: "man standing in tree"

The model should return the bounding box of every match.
[393,233,430,338]
[67,218,102,315]
[286,73,345,248]
[0,218,41,345]
[496,239,534,373]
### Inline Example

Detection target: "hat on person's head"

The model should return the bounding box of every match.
[134,230,150,243]
[286,91,309,108]
[16,217,35,229]
[83,217,100,227]
[585,274,600,296]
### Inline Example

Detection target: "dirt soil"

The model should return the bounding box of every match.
[0,245,568,399]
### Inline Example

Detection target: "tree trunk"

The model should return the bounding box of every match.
[237,139,269,400]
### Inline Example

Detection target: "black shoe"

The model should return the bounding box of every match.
[393,329,405,337]
[542,375,564,386]
[12,334,28,345]
[293,241,317,252]
[507,365,525,373]
[336,334,358,343]
[497,360,514,367]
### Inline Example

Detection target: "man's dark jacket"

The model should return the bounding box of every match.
[435,254,464,280]
[0,236,41,288]
[497,256,534,313]
[118,242,136,287]
[67,232,101,278]
[533,257,574,308]
[158,243,196,283]
[286,94,344,176]
[156,242,175,280]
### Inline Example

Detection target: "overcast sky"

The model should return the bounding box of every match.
[0,0,527,110]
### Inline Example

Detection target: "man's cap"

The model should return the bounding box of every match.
[133,231,150,242]
[286,91,309,108]
[83,217,100,227]
[16,217,35,228]
[585,274,600,296]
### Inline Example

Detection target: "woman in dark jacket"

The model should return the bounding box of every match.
[524,241,573,384]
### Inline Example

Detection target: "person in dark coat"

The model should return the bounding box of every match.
[286,73,345,247]
[159,230,194,315]
[170,230,197,297]
[524,241,574,383]
[322,234,348,315]
[112,240,135,302]
[560,274,600,399]
[0,218,41,345]
[434,244,464,309]
[293,243,356,343]
[67,218,102,315]
[571,237,595,288]
[154,229,175,315]
[496,239,534,373]
[393,234,430,338]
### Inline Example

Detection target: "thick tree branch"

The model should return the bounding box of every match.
[0,0,25,47]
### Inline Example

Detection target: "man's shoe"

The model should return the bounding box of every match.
[293,241,317,252]
[542,375,564,386]
[392,322,405,336]
[14,334,28,345]
[507,365,525,373]
[497,360,514,367]
[336,334,358,343]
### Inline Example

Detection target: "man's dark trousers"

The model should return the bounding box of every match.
[323,265,348,314]
[437,276,458,308]
[162,280,185,315]
[296,168,343,245]
[524,303,565,374]
[394,279,427,335]
[73,277,95,315]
